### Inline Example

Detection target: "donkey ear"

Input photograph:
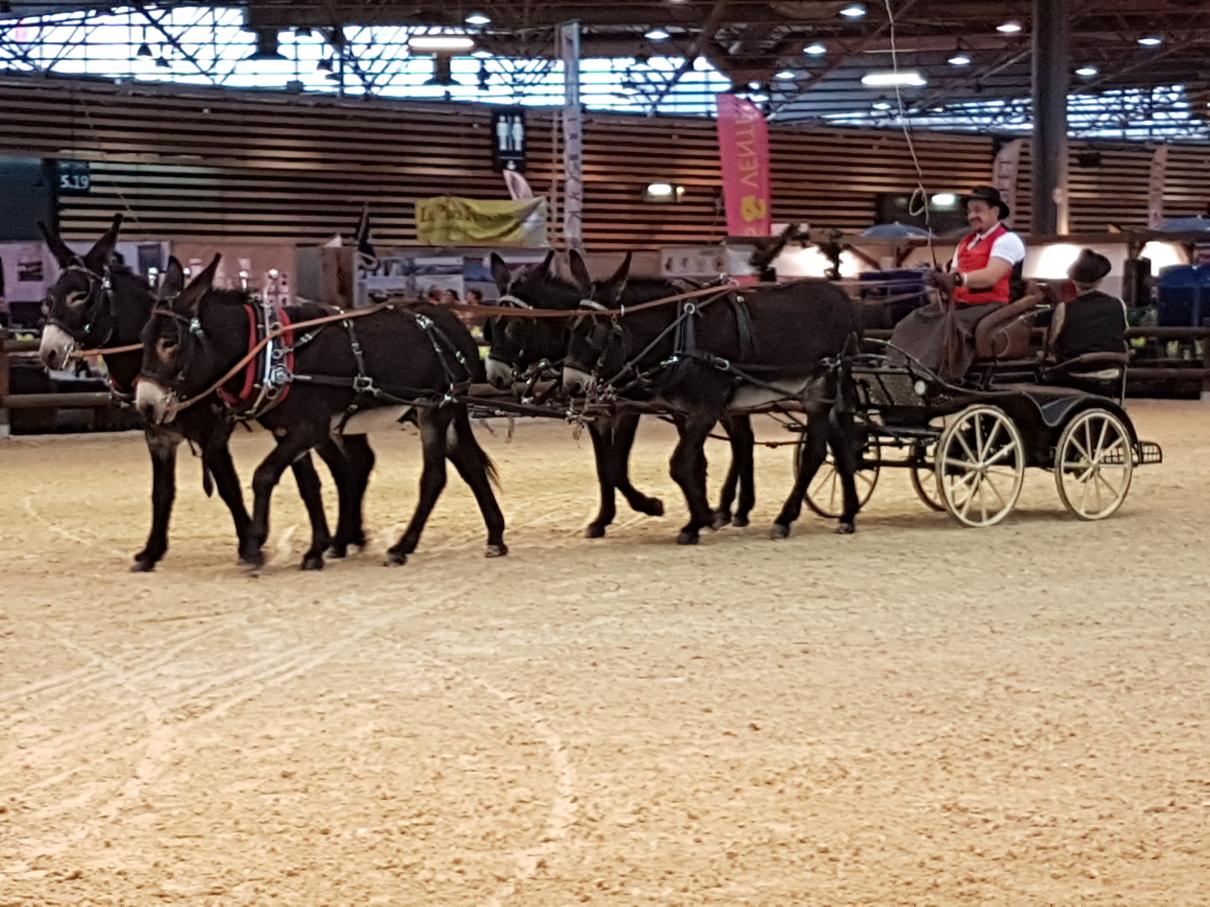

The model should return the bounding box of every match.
[598,252,632,304]
[38,220,76,268]
[530,249,556,281]
[83,213,123,274]
[174,253,220,314]
[568,249,593,295]
[161,256,186,300]
[489,253,512,292]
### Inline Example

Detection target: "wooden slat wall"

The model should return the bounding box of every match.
[1163,146,1210,218]
[1,76,1208,251]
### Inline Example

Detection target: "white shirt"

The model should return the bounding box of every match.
[950,224,1027,270]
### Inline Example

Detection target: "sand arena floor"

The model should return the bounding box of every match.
[0,400,1208,904]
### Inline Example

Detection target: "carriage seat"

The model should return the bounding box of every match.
[973,295,1043,362]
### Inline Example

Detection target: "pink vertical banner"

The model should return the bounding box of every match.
[715,93,772,238]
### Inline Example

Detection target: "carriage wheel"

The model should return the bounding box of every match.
[934,405,1025,528]
[1054,408,1134,521]
[801,435,880,519]
[909,441,945,512]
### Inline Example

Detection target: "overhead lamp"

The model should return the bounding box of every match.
[861,70,927,87]
[316,56,333,72]
[1137,35,1163,46]
[872,101,893,111]
[465,12,491,26]
[996,21,1022,33]
[155,56,170,69]
[804,42,827,56]
[644,182,685,202]
[775,69,796,80]
[645,27,670,41]
[135,42,152,58]
[931,192,957,208]
[1075,65,1098,77]
[408,34,476,52]
[839,3,867,18]
[248,26,286,61]
[948,54,971,66]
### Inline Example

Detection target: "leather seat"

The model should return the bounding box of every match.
[973,294,1043,361]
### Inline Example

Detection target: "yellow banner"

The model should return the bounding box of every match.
[415,196,547,247]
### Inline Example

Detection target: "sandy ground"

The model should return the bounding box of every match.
[0,400,1207,905]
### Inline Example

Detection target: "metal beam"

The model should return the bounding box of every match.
[1032,0,1069,233]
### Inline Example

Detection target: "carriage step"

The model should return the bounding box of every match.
[1136,441,1163,466]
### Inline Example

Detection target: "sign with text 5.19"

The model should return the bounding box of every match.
[57,160,92,195]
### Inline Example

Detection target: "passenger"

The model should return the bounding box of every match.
[1048,249,1127,360]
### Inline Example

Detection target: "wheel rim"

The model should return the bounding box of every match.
[801,437,880,519]
[909,442,945,511]
[1055,409,1134,520]
[935,406,1025,528]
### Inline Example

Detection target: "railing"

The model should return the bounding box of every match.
[0,331,119,437]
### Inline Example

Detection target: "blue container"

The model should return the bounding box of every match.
[857,268,930,329]
[1156,265,1210,327]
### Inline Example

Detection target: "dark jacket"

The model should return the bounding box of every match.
[1053,290,1127,359]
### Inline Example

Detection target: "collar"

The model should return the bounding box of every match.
[970,222,1005,242]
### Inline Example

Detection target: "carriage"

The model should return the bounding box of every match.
[800,342,1164,528]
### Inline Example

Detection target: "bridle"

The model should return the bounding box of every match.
[138,302,205,402]
[45,259,115,348]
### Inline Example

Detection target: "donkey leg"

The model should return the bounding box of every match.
[204,437,254,565]
[733,415,757,527]
[387,408,451,566]
[669,415,717,545]
[585,418,619,539]
[713,415,756,529]
[828,409,860,535]
[772,412,828,539]
[339,434,375,551]
[445,406,508,558]
[289,453,332,571]
[610,413,665,518]
[132,428,180,572]
[247,432,317,568]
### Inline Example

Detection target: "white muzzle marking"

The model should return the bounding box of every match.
[135,379,174,425]
[38,325,77,370]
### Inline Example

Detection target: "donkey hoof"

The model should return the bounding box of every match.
[130,557,157,573]
[770,523,791,540]
[328,543,349,559]
[640,497,665,517]
[301,554,325,571]
[485,543,509,558]
[385,548,408,567]
[711,509,732,530]
[676,530,700,546]
[732,514,751,528]
[835,522,856,535]
[585,523,607,539]
[239,548,265,568]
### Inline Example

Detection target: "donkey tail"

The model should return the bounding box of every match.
[454,405,500,490]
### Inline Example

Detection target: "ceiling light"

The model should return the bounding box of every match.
[775,69,796,80]
[135,42,152,58]
[931,193,957,208]
[1075,65,1098,77]
[645,28,670,41]
[948,54,971,66]
[748,80,762,90]
[317,57,332,72]
[1137,35,1163,46]
[861,70,927,87]
[408,34,476,52]
[804,42,827,56]
[996,21,1022,33]
[872,101,893,111]
[464,12,491,26]
[839,3,867,18]
[646,182,674,197]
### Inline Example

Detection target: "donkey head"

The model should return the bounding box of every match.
[563,252,632,394]
[135,254,221,425]
[38,214,123,369]
[483,250,564,389]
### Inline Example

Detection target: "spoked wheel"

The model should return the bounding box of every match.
[935,405,1026,528]
[801,435,881,519]
[909,441,945,512]
[1054,408,1134,520]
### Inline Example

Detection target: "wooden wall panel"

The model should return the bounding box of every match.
[1,76,1208,252]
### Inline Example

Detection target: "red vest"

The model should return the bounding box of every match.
[954,224,1013,305]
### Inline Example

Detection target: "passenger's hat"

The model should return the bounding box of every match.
[962,185,1010,220]
[1068,248,1112,284]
